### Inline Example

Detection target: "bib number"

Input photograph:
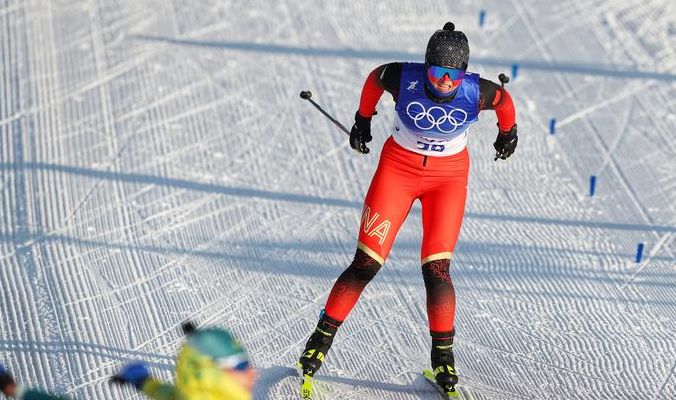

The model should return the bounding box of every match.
[417,142,445,152]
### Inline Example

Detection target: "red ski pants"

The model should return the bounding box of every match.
[357,137,469,265]
[324,137,469,333]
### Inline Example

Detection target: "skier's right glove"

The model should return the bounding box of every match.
[349,111,374,154]
[111,362,150,390]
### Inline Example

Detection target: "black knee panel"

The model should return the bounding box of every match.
[422,258,451,286]
[348,248,382,282]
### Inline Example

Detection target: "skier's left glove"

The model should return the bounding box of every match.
[111,362,150,390]
[493,123,518,160]
[350,111,374,154]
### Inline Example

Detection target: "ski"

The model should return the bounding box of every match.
[301,374,313,399]
[423,369,476,399]
[423,369,458,399]
[295,363,314,399]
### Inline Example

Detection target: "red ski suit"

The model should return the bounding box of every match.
[324,63,516,333]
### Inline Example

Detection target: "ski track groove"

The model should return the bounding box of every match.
[72,205,256,312]
[36,0,84,390]
[73,198,327,382]
[513,0,674,397]
[11,0,73,393]
[620,233,674,290]
[653,358,676,399]
[594,95,632,178]
[559,1,670,292]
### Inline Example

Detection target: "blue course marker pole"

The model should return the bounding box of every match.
[589,175,597,196]
[635,243,644,263]
[511,64,519,80]
[549,118,556,135]
[479,10,486,27]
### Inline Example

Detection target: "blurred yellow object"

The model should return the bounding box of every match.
[141,341,253,400]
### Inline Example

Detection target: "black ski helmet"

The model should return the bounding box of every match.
[425,22,469,70]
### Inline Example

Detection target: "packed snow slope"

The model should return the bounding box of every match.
[1,0,675,399]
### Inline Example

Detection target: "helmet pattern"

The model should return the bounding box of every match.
[425,22,469,70]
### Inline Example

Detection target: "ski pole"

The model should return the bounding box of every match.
[299,90,351,136]
[494,73,511,161]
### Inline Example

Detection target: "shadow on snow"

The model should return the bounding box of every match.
[1,162,674,235]
[132,34,676,81]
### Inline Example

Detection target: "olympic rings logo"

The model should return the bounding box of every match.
[405,101,468,133]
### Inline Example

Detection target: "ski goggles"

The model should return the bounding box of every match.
[426,65,465,87]
[216,354,250,371]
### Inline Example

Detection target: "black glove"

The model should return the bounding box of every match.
[493,124,518,160]
[350,111,373,154]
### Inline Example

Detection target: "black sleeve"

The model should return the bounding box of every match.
[375,62,402,102]
[478,77,502,110]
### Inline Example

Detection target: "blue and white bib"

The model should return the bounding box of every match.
[392,62,480,156]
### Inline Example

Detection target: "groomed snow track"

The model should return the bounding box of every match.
[1,1,674,399]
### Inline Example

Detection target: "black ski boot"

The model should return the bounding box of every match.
[431,331,459,395]
[298,313,342,377]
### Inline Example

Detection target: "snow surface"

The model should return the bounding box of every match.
[1,0,675,399]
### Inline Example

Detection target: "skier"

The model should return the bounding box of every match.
[112,322,256,400]
[0,364,70,400]
[298,22,518,397]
